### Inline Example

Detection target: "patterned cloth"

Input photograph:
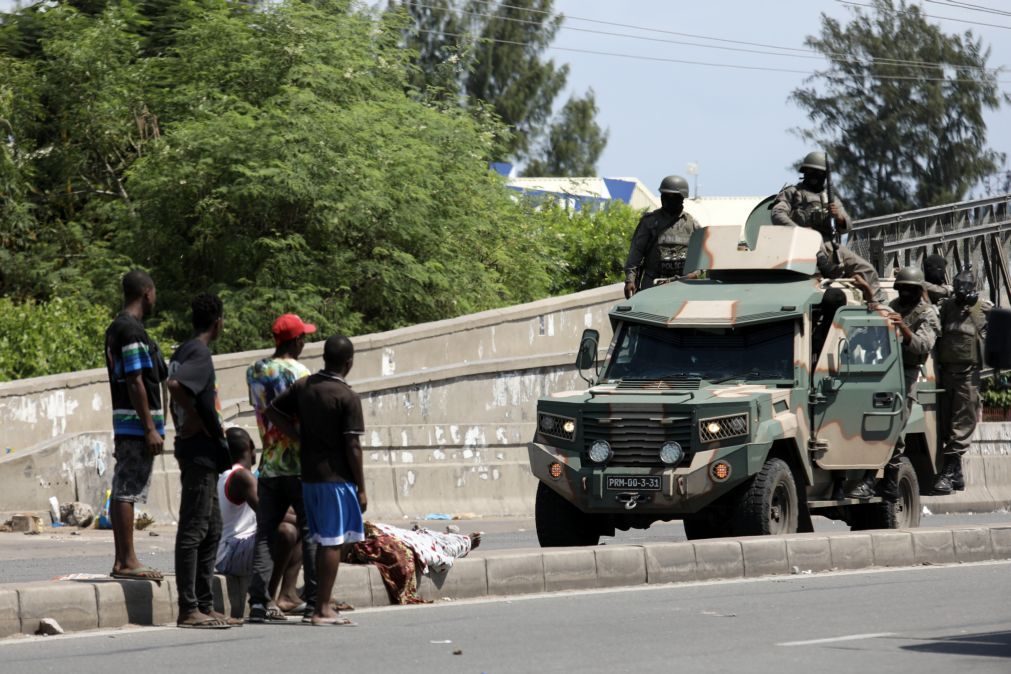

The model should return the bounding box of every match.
[104,312,166,438]
[371,522,472,574]
[246,357,310,478]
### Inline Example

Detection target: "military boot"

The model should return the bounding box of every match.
[932,455,961,495]
[845,470,876,499]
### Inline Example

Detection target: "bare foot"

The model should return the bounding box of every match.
[469,532,483,550]
[208,610,244,626]
[177,610,229,629]
[275,597,304,613]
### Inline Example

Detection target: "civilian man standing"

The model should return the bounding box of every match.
[246,314,318,623]
[167,294,234,629]
[268,335,366,626]
[104,270,167,581]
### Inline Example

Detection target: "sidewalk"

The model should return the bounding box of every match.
[3,523,1011,640]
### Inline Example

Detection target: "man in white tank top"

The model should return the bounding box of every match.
[217,429,305,616]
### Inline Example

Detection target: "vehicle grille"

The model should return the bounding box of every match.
[582,409,693,467]
[616,378,701,391]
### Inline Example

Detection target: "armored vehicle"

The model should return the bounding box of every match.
[528,218,947,546]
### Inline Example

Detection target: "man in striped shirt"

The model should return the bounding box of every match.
[104,270,167,581]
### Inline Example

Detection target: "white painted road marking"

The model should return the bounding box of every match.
[778,632,896,647]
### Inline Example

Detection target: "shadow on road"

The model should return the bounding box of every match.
[902,630,1011,659]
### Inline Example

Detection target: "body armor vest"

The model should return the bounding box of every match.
[938,301,986,365]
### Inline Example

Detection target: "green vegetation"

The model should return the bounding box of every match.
[792,0,1007,218]
[0,0,636,381]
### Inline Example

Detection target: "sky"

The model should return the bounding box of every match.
[3,0,1009,199]
[546,0,1011,198]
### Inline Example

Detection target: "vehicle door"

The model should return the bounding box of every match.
[811,308,905,469]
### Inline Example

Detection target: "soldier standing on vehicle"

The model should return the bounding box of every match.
[847,267,941,499]
[933,267,991,495]
[923,254,953,305]
[623,175,702,299]
[771,151,884,303]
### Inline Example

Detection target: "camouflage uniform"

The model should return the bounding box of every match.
[624,209,702,289]
[771,183,884,301]
[937,297,991,457]
[890,295,941,406]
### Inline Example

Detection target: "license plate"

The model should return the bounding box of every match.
[606,475,661,491]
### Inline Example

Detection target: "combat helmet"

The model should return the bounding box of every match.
[658,175,690,198]
[894,267,925,288]
[800,151,827,173]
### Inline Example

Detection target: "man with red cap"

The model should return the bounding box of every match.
[245,313,318,623]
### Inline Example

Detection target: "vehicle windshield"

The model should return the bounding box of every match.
[603,320,795,383]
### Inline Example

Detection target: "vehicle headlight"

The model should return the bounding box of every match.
[659,441,684,465]
[699,413,750,443]
[588,440,612,464]
[538,413,576,441]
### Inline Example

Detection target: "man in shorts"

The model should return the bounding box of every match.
[268,334,366,626]
[104,270,167,581]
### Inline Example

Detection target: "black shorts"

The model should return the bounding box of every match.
[111,436,155,504]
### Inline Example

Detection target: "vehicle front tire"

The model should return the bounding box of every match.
[535,481,601,547]
[732,458,799,536]
[849,456,921,530]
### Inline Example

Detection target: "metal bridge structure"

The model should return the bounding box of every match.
[847,194,1011,306]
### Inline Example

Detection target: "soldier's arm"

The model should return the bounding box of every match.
[905,308,941,356]
[770,187,799,227]
[831,196,850,229]
[623,215,653,283]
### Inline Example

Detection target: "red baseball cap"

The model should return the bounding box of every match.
[272,313,317,345]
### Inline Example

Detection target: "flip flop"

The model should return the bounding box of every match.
[177,618,231,630]
[309,616,356,627]
[111,566,164,583]
[282,602,307,615]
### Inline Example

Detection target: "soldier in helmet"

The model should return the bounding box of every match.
[623,175,702,299]
[923,254,952,305]
[933,267,991,494]
[772,151,884,303]
[848,266,941,498]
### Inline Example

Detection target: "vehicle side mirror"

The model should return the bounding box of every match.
[576,329,600,381]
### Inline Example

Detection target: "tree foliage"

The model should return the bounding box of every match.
[791,0,1007,217]
[391,0,607,174]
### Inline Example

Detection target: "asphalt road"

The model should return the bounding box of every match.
[3,561,1010,673]
[2,511,1010,584]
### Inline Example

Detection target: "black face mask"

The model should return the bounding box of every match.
[924,263,946,285]
[897,286,921,306]
[801,171,826,192]
[661,194,684,216]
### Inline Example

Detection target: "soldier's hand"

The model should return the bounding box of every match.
[623,281,636,299]
[828,202,846,226]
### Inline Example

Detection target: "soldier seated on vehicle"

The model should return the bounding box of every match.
[623,175,703,299]
[771,151,884,303]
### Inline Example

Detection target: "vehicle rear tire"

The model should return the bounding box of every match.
[535,481,601,547]
[849,456,921,530]
[732,458,799,536]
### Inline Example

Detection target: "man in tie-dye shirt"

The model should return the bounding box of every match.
[246,314,318,623]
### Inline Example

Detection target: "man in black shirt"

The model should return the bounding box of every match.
[104,270,167,582]
[268,334,366,626]
[167,294,234,629]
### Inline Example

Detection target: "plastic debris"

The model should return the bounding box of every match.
[61,502,95,528]
[429,640,452,644]
[424,513,452,520]
[453,650,463,656]
[48,496,61,524]
[36,618,64,636]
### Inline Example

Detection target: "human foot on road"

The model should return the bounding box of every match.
[470,532,483,550]
[177,610,230,629]
[310,612,356,627]
[208,610,244,626]
[110,565,164,583]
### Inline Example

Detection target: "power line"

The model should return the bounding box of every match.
[923,1,1011,18]
[838,0,1011,30]
[416,28,1011,84]
[403,0,1004,75]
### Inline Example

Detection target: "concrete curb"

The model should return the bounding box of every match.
[3,523,1011,640]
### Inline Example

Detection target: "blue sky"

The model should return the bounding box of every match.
[548,0,1011,198]
[4,0,1009,199]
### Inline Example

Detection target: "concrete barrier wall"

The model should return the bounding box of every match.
[0,285,622,520]
[4,281,1011,521]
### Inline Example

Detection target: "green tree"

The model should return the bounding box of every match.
[791,0,1007,217]
[523,90,608,177]
[0,296,110,381]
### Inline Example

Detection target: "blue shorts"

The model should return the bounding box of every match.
[302,482,364,546]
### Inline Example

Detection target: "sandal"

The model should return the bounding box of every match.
[247,604,289,623]
[177,617,230,630]
[309,615,356,626]
[111,566,164,583]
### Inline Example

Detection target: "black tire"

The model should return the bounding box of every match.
[849,456,921,531]
[535,481,600,547]
[732,458,799,536]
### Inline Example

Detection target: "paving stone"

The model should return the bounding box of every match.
[95,579,173,628]
[740,538,788,577]
[486,552,545,596]
[952,527,993,563]
[418,557,488,600]
[332,564,374,608]
[785,537,832,573]
[988,526,1011,559]
[910,529,955,565]
[644,543,697,584]
[594,546,646,588]
[692,541,743,581]
[0,588,20,638]
[870,531,914,567]
[828,534,873,570]
[19,582,98,633]
[542,549,598,592]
